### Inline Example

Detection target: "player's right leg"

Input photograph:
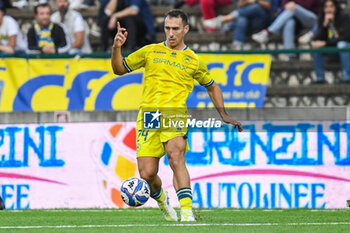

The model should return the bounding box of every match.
[137,157,178,221]
[137,156,161,194]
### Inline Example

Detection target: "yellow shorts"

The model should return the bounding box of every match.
[136,109,190,158]
[136,129,190,158]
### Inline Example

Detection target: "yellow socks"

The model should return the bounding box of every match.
[176,187,192,210]
[152,187,193,210]
[151,188,165,202]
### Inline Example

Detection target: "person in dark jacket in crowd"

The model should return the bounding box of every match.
[27,3,70,54]
[311,0,350,84]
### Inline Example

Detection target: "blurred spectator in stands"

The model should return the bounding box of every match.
[271,0,316,46]
[252,0,319,57]
[297,25,318,45]
[1,0,11,8]
[12,0,28,8]
[69,0,95,9]
[311,0,350,84]
[298,0,348,45]
[51,0,92,54]
[150,0,174,5]
[174,0,232,33]
[101,0,155,51]
[0,0,26,54]
[27,3,70,54]
[92,0,111,37]
[203,0,272,50]
[271,0,283,16]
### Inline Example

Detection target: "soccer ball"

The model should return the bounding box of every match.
[120,177,150,207]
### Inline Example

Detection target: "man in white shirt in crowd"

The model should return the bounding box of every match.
[0,0,26,54]
[51,0,92,54]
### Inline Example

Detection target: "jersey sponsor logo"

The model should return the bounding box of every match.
[153,58,187,71]
[153,51,166,54]
[183,55,192,64]
[171,52,176,58]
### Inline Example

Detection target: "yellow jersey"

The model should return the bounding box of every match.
[123,42,214,109]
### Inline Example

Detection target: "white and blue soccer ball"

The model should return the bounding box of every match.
[120,177,150,207]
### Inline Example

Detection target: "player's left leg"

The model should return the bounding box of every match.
[164,136,195,222]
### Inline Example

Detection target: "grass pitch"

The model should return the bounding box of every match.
[1,208,349,233]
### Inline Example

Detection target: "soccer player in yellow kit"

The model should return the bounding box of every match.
[111,9,243,221]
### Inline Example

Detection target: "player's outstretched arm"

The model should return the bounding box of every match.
[206,82,243,132]
[111,22,128,75]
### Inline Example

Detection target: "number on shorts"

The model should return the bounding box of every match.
[137,129,149,142]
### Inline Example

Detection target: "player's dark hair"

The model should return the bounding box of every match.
[165,9,188,26]
[34,2,51,15]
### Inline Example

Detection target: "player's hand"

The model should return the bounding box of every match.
[113,22,128,49]
[221,114,243,132]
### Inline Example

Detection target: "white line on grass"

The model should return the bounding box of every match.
[310,209,349,212]
[6,209,276,213]
[263,210,284,212]
[6,209,348,213]
[1,222,350,229]
[6,209,155,213]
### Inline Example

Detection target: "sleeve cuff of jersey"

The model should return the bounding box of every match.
[202,79,214,87]
[123,58,132,72]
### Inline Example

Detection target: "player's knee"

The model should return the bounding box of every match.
[139,169,157,184]
[167,152,186,170]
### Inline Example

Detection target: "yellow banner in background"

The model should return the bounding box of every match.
[0,54,270,112]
